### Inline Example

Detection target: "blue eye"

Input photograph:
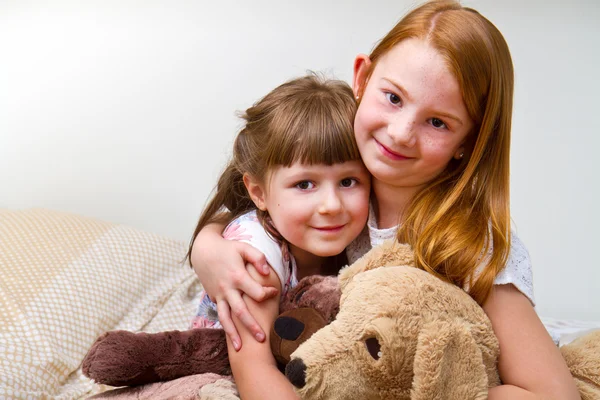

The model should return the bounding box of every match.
[340,178,357,188]
[430,118,447,129]
[385,92,401,105]
[295,181,315,190]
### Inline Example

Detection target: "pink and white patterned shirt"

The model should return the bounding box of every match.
[190,210,298,329]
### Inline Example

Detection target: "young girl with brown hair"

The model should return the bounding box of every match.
[191,1,580,398]
[189,74,370,399]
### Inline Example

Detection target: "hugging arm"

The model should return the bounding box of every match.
[484,284,580,400]
[190,222,278,349]
[226,263,300,400]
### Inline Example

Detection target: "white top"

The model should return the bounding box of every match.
[346,205,535,305]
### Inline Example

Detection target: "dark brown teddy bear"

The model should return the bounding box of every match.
[82,275,340,387]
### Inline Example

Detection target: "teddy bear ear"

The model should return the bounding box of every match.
[270,308,328,365]
[411,319,494,400]
[339,240,414,291]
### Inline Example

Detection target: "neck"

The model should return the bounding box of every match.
[289,244,327,280]
[371,180,421,229]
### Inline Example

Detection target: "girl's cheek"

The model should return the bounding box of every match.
[422,134,450,151]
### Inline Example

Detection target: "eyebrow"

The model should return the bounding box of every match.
[432,110,464,126]
[382,77,412,103]
[381,77,464,126]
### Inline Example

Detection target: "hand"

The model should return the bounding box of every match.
[190,225,278,350]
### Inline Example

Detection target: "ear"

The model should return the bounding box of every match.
[353,54,372,101]
[411,320,498,400]
[270,308,328,365]
[453,146,465,160]
[455,129,479,161]
[243,173,267,211]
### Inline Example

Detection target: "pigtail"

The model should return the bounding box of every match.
[186,159,255,267]
[219,162,255,218]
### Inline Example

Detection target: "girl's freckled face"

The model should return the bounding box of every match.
[354,38,474,192]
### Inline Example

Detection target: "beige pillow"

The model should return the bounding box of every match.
[0,208,201,399]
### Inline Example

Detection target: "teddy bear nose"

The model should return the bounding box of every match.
[285,358,306,388]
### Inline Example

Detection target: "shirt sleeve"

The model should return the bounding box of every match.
[494,231,535,306]
[222,212,289,289]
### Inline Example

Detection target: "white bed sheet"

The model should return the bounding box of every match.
[541,317,600,346]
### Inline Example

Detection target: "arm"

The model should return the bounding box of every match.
[191,222,278,349]
[484,284,580,400]
[226,263,300,400]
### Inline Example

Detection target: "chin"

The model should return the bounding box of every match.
[364,159,398,180]
[312,245,346,258]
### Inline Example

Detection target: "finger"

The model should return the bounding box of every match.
[237,243,269,275]
[263,286,279,300]
[228,294,266,343]
[238,276,278,303]
[217,300,241,351]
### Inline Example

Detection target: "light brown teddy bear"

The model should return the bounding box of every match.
[85,239,599,400]
[285,240,600,400]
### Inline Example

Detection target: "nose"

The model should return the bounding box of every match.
[317,187,342,215]
[388,113,417,147]
[286,358,307,388]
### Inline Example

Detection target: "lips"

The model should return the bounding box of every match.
[313,225,345,233]
[375,139,411,161]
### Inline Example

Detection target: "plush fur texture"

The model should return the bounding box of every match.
[271,275,340,365]
[286,240,600,400]
[84,239,600,399]
[560,330,600,400]
[286,240,500,400]
[82,274,339,386]
[82,328,230,386]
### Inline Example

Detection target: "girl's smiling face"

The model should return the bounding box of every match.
[353,38,474,196]
[246,160,370,268]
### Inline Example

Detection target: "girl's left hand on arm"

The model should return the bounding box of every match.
[191,225,278,349]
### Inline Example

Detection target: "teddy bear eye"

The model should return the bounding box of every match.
[365,337,382,360]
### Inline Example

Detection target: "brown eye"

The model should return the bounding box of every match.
[385,92,401,105]
[340,178,356,188]
[365,337,381,360]
[295,181,315,190]
[430,117,447,129]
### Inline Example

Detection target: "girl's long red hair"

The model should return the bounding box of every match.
[362,0,514,305]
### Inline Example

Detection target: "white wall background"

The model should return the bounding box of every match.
[1,0,598,321]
